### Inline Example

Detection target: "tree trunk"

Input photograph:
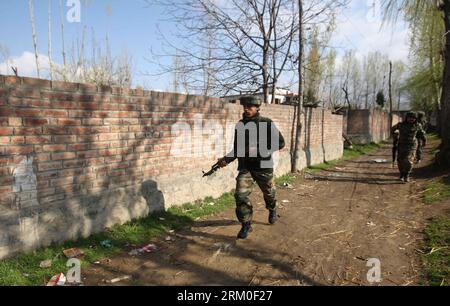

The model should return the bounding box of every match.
[389,61,393,136]
[440,0,450,166]
[292,0,304,173]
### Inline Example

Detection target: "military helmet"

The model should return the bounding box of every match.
[240,96,261,107]
[417,111,425,119]
[405,111,417,119]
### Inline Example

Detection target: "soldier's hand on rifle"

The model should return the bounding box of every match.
[217,157,228,168]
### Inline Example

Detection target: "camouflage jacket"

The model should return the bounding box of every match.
[391,122,426,149]
[225,113,285,170]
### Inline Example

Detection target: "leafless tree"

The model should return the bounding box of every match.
[147,0,348,100]
[28,0,40,78]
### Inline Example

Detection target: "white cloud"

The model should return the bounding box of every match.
[331,1,410,63]
[0,51,55,78]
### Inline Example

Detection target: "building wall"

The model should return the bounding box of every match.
[346,109,400,144]
[0,75,343,259]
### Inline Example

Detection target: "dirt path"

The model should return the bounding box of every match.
[83,141,449,286]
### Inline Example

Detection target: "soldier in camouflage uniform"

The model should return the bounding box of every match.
[415,111,427,163]
[218,96,285,239]
[391,112,427,183]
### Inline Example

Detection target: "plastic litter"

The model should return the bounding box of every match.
[47,273,66,286]
[63,248,85,259]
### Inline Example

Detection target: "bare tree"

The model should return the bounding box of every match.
[48,0,54,81]
[148,0,348,100]
[28,0,40,78]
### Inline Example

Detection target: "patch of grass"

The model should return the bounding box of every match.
[275,174,296,186]
[422,217,450,286]
[423,175,450,204]
[0,192,235,286]
[307,142,381,173]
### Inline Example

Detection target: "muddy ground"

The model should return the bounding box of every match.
[83,140,450,286]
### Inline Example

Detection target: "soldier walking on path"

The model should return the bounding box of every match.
[391,112,427,183]
[217,96,285,239]
[416,111,427,164]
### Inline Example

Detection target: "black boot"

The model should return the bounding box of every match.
[237,222,252,239]
[268,209,279,225]
[403,174,410,183]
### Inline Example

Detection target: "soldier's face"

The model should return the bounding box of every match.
[243,105,258,118]
[407,117,416,124]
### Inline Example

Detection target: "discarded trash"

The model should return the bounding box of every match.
[282,182,293,189]
[366,221,376,227]
[334,167,345,171]
[63,248,85,259]
[208,202,215,206]
[213,242,232,251]
[282,200,290,203]
[165,236,175,242]
[128,244,158,256]
[100,240,112,248]
[47,273,66,286]
[159,217,166,221]
[108,275,131,284]
[329,173,342,177]
[372,159,388,163]
[39,260,52,269]
[94,261,101,264]
[304,172,315,179]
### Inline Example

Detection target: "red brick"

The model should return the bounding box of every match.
[26,136,51,144]
[14,127,42,135]
[15,108,42,117]
[0,107,14,117]
[52,81,78,91]
[10,88,41,99]
[79,102,99,110]
[44,110,67,118]
[52,101,79,109]
[0,136,9,144]
[63,160,86,168]
[10,136,25,144]
[81,118,103,126]
[9,97,51,108]
[43,144,67,152]
[8,117,22,126]
[98,149,118,156]
[4,76,21,86]
[54,135,77,143]
[22,77,51,88]
[104,118,121,125]
[78,83,97,93]
[98,133,118,141]
[58,119,81,126]
[77,150,98,159]
[105,155,122,163]
[24,118,49,126]
[42,92,73,101]
[35,153,50,162]
[86,157,105,165]
[0,118,7,126]
[5,145,33,155]
[52,152,76,160]
[89,143,109,150]
[43,126,67,135]
[38,161,62,172]
[68,143,89,151]
[0,127,13,136]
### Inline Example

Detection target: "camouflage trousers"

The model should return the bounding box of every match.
[397,145,417,176]
[416,145,424,161]
[234,169,277,223]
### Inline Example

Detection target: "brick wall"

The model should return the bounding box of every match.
[345,109,400,144]
[0,75,343,258]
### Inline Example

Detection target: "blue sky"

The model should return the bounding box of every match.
[0,0,410,91]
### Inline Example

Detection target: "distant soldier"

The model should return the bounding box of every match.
[392,130,399,168]
[391,112,427,183]
[217,96,285,239]
[416,111,427,164]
